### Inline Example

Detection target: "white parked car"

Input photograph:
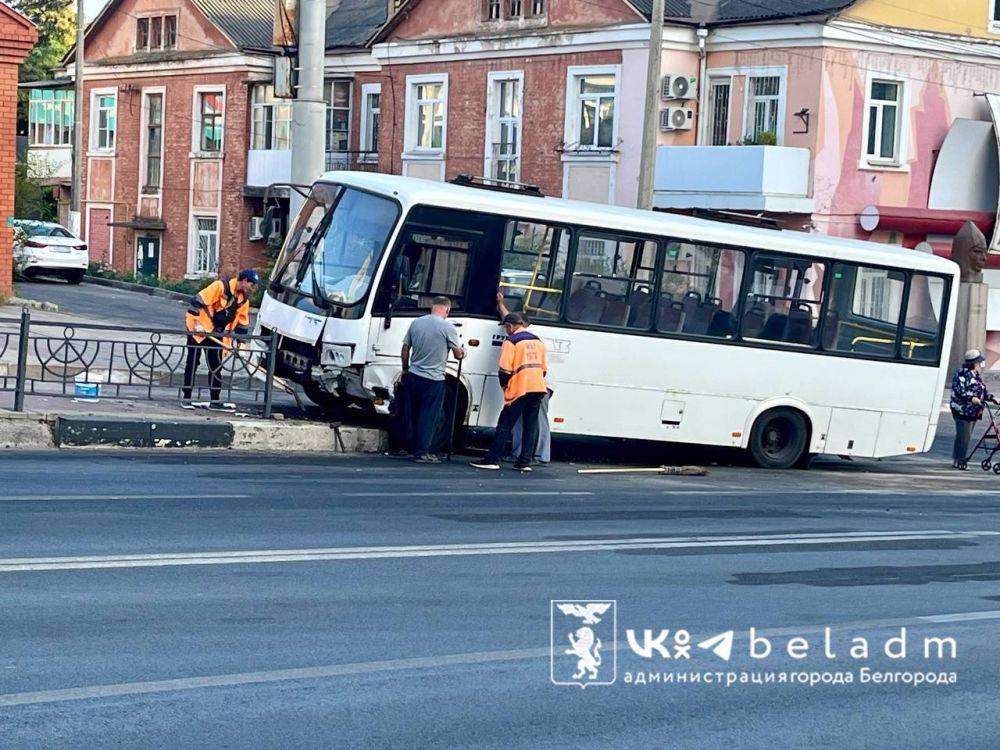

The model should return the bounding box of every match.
[12,220,88,284]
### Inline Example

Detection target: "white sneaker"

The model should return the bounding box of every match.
[470,461,501,470]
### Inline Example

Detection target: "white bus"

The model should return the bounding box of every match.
[256,172,958,469]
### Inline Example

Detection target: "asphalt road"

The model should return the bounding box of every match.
[14,279,188,329]
[1,430,999,748]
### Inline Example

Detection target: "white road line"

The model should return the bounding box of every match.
[0,530,993,572]
[918,610,1000,623]
[0,494,250,502]
[341,491,594,497]
[3,606,998,707]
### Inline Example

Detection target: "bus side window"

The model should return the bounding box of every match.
[825,263,905,358]
[658,242,745,338]
[742,255,825,346]
[392,231,473,310]
[566,232,657,329]
[903,272,946,362]
[500,221,569,321]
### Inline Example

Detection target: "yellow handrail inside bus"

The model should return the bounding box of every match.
[850,335,932,358]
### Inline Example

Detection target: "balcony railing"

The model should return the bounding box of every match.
[325,150,381,173]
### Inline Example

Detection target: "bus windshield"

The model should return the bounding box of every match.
[273,184,399,306]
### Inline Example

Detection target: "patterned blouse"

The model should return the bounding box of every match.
[951,366,992,421]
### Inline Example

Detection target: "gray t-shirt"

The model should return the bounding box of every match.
[403,313,460,381]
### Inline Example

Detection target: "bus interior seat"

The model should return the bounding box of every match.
[657,301,685,332]
[599,295,630,327]
[758,312,788,341]
[568,281,607,323]
[741,302,767,338]
[627,288,653,328]
[706,310,735,338]
[683,298,719,335]
[682,291,701,317]
[785,303,813,344]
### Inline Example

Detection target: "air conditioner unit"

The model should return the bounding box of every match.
[249,216,265,241]
[661,74,697,101]
[660,107,694,131]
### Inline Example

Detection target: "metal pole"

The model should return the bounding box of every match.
[13,308,30,412]
[262,334,278,419]
[289,0,327,219]
[70,0,85,236]
[637,0,666,210]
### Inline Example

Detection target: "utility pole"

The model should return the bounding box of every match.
[70,0,84,236]
[289,0,326,218]
[637,0,665,211]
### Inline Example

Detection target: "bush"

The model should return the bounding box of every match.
[86,263,270,306]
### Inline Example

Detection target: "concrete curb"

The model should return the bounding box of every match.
[6,297,58,312]
[0,411,386,453]
[83,276,191,302]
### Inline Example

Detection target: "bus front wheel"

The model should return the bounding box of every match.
[749,408,809,469]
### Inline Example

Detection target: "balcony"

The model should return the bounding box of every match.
[653,145,814,214]
[246,150,381,190]
[324,150,380,173]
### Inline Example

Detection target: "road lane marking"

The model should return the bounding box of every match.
[341,491,595,497]
[0,530,994,572]
[2,607,998,707]
[0,494,250,502]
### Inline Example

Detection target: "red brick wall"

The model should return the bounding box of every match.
[0,9,37,296]
[360,49,621,197]
[80,72,265,281]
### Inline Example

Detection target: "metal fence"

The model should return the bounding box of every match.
[0,309,279,417]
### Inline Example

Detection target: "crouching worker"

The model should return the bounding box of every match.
[471,312,548,472]
[182,269,260,411]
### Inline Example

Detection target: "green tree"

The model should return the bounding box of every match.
[13,0,76,84]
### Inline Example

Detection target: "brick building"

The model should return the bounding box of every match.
[0,2,36,296]
[58,0,278,280]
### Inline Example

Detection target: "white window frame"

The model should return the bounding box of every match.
[359,83,381,162]
[89,87,117,153]
[28,89,74,147]
[859,71,909,171]
[702,75,732,146]
[484,70,524,183]
[251,83,292,151]
[404,73,448,155]
[742,72,784,145]
[990,0,1000,33]
[326,79,353,156]
[563,65,621,152]
[191,85,226,156]
[188,214,220,277]
[139,86,165,197]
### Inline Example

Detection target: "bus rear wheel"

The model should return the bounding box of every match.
[749,408,809,469]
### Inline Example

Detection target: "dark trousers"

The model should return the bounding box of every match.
[405,373,446,457]
[182,335,223,402]
[485,392,544,467]
[953,414,975,463]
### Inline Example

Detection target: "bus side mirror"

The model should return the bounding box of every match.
[261,205,277,239]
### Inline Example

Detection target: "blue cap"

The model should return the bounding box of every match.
[238,268,261,285]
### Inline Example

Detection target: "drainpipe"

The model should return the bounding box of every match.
[695,26,708,146]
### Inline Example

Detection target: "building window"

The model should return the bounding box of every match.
[143,93,163,193]
[325,80,351,153]
[192,216,219,275]
[486,0,501,20]
[197,91,223,152]
[405,76,447,152]
[135,15,177,51]
[745,75,781,143]
[509,0,522,17]
[487,74,521,183]
[91,91,116,151]
[28,89,73,146]
[865,79,903,164]
[572,72,617,149]
[360,84,381,158]
[530,0,545,16]
[251,84,292,150]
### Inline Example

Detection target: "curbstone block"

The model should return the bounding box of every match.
[0,413,56,448]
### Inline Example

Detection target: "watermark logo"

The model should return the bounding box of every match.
[550,600,617,687]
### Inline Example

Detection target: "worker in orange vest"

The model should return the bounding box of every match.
[471,311,548,472]
[181,269,260,410]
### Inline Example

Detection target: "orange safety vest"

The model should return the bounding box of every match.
[499,330,548,405]
[185,278,250,347]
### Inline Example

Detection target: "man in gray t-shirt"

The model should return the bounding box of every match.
[400,296,465,462]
